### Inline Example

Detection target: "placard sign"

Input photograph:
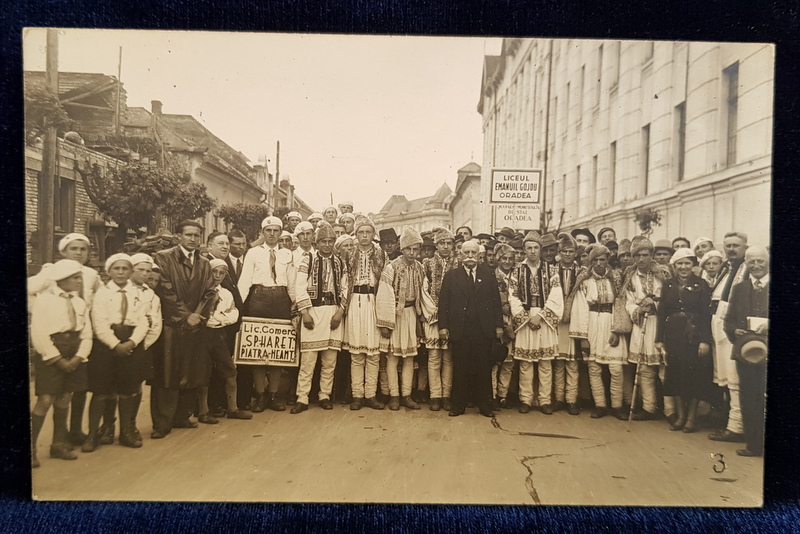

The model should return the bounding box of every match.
[490,169,542,203]
[493,204,541,230]
[234,316,299,367]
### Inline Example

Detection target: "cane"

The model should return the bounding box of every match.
[627,312,648,432]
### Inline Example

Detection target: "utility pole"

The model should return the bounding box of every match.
[115,46,122,136]
[38,28,58,265]
[275,140,281,210]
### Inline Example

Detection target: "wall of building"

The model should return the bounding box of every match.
[451,176,480,230]
[479,39,773,245]
[374,209,452,235]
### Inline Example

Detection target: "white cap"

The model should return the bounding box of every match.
[209,258,228,270]
[261,216,283,229]
[58,233,90,253]
[699,249,724,269]
[693,236,713,251]
[308,213,323,221]
[670,248,696,265]
[294,221,314,235]
[287,211,301,219]
[104,253,133,273]
[130,253,154,267]
[48,259,84,282]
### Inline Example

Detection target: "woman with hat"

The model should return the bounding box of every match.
[29,259,93,467]
[654,248,713,432]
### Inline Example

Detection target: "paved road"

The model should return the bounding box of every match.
[31,394,762,506]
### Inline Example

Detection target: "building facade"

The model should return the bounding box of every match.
[478,39,773,245]
[372,183,453,234]
[449,162,482,231]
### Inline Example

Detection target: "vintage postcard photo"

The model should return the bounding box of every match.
[23,29,771,505]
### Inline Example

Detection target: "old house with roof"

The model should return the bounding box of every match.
[372,183,453,234]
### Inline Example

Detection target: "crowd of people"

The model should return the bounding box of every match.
[28,199,770,469]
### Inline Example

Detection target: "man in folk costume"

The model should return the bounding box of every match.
[570,244,629,419]
[237,216,297,413]
[376,226,436,411]
[508,231,564,415]
[342,215,389,410]
[623,236,671,422]
[708,231,750,443]
[723,245,768,457]
[492,242,517,410]
[421,227,458,411]
[291,222,349,414]
[553,233,584,415]
[151,221,217,438]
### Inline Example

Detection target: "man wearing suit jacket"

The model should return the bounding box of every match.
[723,245,769,458]
[438,240,504,417]
[226,229,253,409]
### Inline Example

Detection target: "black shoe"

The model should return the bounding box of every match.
[429,398,442,411]
[68,430,88,447]
[365,397,385,410]
[401,396,421,410]
[198,414,219,424]
[552,401,567,412]
[448,408,465,417]
[210,408,227,418]
[567,403,580,416]
[518,403,531,414]
[377,393,390,404]
[98,424,115,445]
[479,409,494,418]
[708,429,746,443]
[251,394,267,413]
[350,398,364,411]
[665,413,679,426]
[539,404,554,415]
[319,399,334,410]
[81,432,100,453]
[388,396,401,411]
[119,428,143,448]
[411,389,425,404]
[612,408,628,421]
[632,410,658,421]
[151,429,168,439]
[736,448,762,457]
[499,397,511,409]
[226,409,253,420]
[491,397,502,412]
[267,394,286,412]
[591,407,607,419]
[442,398,452,411]
[173,419,199,429]
[290,402,308,414]
[50,443,78,460]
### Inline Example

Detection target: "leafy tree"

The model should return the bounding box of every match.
[80,160,216,251]
[633,207,662,237]
[218,202,271,241]
[24,80,76,143]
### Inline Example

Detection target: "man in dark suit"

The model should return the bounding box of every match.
[724,245,769,457]
[226,229,248,285]
[438,240,504,417]
[225,228,254,409]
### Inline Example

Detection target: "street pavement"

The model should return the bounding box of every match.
[31,394,763,506]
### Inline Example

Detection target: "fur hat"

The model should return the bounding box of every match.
[399,226,423,250]
[586,244,611,263]
[354,216,376,234]
[315,221,337,243]
[58,233,90,254]
[522,231,542,246]
[630,236,654,256]
[618,238,632,255]
[557,232,578,251]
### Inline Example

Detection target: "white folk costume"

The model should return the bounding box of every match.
[508,232,564,409]
[553,233,583,407]
[421,228,458,404]
[571,245,629,412]
[294,222,350,407]
[376,227,436,402]
[623,237,669,416]
[343,216,388,403]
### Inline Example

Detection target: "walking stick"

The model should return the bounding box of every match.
[627,312,648,432]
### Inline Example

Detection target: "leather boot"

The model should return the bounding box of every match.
[129,393,143,442]
[388,396,401,411]
[429,398,442,411]
[442,397,452,411]
[82,395,104,452]
[50,407,77,460]
[117,396,143,448]
[267,393,286,412]
[401,396,421,410]
[251,393,268,413]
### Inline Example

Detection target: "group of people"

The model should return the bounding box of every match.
[28,199,770,469]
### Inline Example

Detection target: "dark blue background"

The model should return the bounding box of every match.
[1,1,798,531]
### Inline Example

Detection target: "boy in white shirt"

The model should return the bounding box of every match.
[29,259,93,467]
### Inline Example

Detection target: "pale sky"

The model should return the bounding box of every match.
[23,29,502,214]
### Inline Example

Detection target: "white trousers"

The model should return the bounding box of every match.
[588,361,623,409]
[427,348,453,399]
[386,354,415,397]
[493,355,515,399]
[553,360,579,404]
[296,349,337,405]
[350,353,380,399]
[723,357,744,433]
[519,360,553,406]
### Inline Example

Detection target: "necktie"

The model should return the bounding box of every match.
[118,289,128,323]
[753,279,762,290]
[62,293,77,331]
[235,257,241,278]
[270,248,277,284]
[468,268,475,284]
[187,251,193,265]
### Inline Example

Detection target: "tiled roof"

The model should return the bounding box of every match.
[25,71,116,95]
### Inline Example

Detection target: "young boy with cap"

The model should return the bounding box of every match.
[84,253,149,451]
[292,222,349,414]
[29,259,93,467]
[376,226,436,410]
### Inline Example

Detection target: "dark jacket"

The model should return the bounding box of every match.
[724,276,769,361]
[438,263,503,342]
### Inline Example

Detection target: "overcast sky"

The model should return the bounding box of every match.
[23,29,502,214]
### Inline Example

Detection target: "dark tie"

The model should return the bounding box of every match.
[753,279,763,290]
[468,268,475,285]
[62,293,77,331]
[235,257,242,278]
[118,289,128,323]
[270,248,277,284]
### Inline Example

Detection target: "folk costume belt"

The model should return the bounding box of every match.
[313,293,337,306]
[253,284,287,292]
[589,303,613,314]
[352,285,375,294]
[404,300,416,308]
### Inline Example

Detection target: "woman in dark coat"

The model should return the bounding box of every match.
[654,248,713,433]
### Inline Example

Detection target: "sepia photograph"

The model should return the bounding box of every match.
[23,28,772,506]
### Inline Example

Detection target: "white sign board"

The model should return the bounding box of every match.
[490,169,542,203]
[493,204,541,230]
[234,317,299,367]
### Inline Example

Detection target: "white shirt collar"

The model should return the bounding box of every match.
[107,280,133,291]
[750,274,769,286]
[179,245,195,259]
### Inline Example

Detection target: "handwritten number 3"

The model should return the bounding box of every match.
[710,453,726,473]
